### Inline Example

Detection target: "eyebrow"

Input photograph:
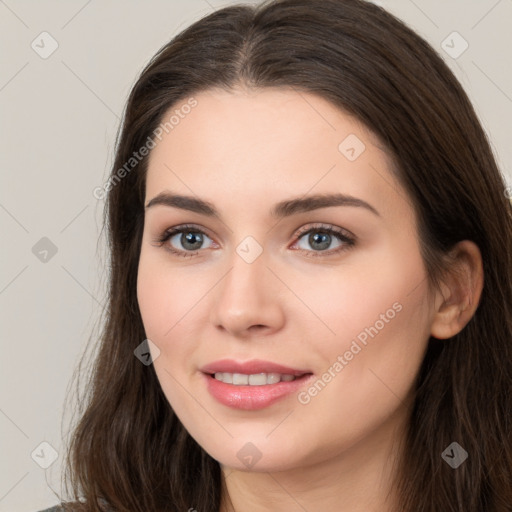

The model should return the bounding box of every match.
[144,191,380,218]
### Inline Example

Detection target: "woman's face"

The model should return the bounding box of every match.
[137,87,435,472]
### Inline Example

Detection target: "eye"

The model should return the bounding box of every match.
[153,224,215,258]
[292,223,356,258]
[152,222,356,259]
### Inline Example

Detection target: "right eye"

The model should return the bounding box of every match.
[153,224,216,258]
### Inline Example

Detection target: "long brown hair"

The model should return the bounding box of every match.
[59,0,512,510]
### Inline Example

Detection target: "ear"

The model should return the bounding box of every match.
[430,240,484,340]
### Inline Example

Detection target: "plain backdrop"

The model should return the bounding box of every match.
[1,0,511,510]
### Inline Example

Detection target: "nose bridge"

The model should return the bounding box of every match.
[220,244,268,308]
[210,240,283,334]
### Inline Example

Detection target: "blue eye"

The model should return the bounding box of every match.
[293,224,356,258]
[155,224,214,258]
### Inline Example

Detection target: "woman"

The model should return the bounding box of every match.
[40,0,512,510]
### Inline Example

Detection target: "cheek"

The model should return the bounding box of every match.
[137,251,200,340]
[136,255,197,405]
[136,251,213,384]
[300,253,429,413]
[137,272,172,346]
[290,259,409,346]
[295,244,429,378]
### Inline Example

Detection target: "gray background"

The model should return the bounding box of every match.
[1,0,511,510]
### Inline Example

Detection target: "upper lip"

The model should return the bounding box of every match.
[200,359,312,376]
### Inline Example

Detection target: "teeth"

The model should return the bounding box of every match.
[213,372,298,385]
[233,373,248,385]
[266,373,281,384]
[249,373,267,385]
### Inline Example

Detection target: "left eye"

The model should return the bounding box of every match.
[295,228,344,252]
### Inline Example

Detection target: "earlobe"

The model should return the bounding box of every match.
[429,240,484,340]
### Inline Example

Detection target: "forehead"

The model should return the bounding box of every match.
[144,87,407,223]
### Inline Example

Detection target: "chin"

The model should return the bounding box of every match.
[198,436,309,473]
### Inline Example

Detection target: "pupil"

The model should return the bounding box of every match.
[310,232,330,250]
[182,232,202,250]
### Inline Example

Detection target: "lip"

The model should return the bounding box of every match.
[200,359,314,410]
[200,358,311,376]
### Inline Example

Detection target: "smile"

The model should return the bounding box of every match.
[212,372,301,385]
[203,371,314,410]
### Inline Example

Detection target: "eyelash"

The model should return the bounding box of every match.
[152,223,356,259]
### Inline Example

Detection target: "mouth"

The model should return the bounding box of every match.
[199,360,314,410]
[200,358,312,377]
[207,371,311,385]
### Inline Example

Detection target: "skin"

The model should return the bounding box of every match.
[136,87,483,512]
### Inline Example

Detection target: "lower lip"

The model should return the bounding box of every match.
[203,373,314,410]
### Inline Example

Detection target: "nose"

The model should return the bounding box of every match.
[209,247,285,338]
